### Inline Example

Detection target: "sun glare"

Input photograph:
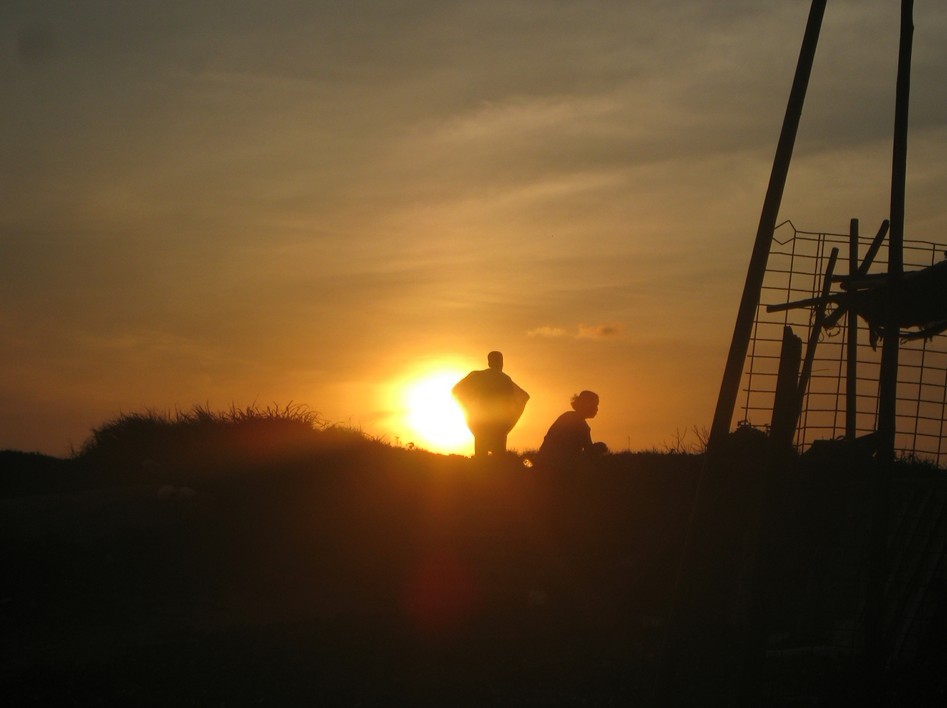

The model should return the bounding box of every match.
[402,369,471,454]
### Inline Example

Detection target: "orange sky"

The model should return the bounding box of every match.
[2,2,947,457]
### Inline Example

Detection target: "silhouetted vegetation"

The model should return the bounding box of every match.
[75,403,379,474]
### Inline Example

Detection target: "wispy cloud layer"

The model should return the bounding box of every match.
[2,1,946,454]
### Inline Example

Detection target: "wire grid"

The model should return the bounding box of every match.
[740,221,947,466]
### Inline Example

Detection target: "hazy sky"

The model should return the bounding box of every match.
[3,1,947,456]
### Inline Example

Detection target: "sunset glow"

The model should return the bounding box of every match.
[2,3,947,457]
[402,369,472,454]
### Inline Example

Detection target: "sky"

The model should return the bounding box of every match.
[2,1,947,457]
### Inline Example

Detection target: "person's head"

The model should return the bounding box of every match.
[487,351,503,370]
[571,390,599,419]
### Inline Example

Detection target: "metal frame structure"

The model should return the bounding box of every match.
[740,220,947,466]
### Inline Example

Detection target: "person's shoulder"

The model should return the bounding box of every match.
[453,370,479,391]
[480,368,510,383]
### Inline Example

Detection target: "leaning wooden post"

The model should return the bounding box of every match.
[868,0,913,689]
[708,0,827,449]
[846,219,859,441]
[653,3,827,705]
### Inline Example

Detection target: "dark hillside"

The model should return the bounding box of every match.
[1,412,703,705]
[1,411,944,705]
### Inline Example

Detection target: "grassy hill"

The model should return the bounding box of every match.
[1,407,944,705]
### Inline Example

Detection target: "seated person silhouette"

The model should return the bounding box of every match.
[452,351,529,457]
[537,390,608,471]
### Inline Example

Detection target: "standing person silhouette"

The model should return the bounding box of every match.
[537,390,608,471]
[452,351,530,458]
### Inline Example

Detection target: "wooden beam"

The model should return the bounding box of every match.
[796,248,839,407]
[707,0,827,449]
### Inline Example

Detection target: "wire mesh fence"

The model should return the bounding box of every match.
[739,220,947,466]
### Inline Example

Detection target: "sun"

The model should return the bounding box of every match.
[402,369,472,454]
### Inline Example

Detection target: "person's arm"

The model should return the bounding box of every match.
[580,422,594,452]
[504,379,529,429]
[452,372,475,404]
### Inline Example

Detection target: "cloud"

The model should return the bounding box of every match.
[577,323,623,340]
[527,326,568,338]
[529,323,623,340]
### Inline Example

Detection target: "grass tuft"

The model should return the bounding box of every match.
[74,403,378,474]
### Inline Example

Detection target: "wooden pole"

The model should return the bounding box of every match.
[795,248,839,415]
[742,326,803,704]
[877,1,911,459]
[708,0,827,450]
[769,326,803,454]
[846,219,859,441]
[821,219,889,331]
[856,220,891,278]
[654,5,827,704]
[868,0,912,696]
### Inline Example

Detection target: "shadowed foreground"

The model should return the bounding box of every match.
[1,413,945,705]
[1,424,698,705]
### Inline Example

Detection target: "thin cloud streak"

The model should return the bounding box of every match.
[577,324,623,340]
[527,327,568,339]
[528,324,624,340]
